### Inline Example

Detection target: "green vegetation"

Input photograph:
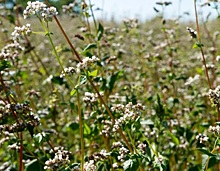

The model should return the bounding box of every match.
[0,0,220,171]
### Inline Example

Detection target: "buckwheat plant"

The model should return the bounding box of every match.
[2,0,220,170]
[23,1,58,22]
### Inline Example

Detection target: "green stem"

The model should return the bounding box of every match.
[77,90,84,171]
[88,0,97,31]
[205,138,218,171]
[127,130,137,152]
[141,132,158,157]
[127,130,144,171]
[39,22,65,73]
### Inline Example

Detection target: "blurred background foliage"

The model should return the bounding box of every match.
[0,0,78,11]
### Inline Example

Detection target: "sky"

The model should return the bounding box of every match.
[90,0,219,22]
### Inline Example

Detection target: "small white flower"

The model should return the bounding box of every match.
[155,155,163,164]
[209,125,220,135]
[196,133,209,143]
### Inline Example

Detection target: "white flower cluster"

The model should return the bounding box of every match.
[184,74,200,86]
[23,1,58,22]
[101,120,112,137]
[60,67,76,78]
[44,146,71,170]
[0,42,24,60]
[84,160,96,171]
[83,92,104,104]
[145,127,158,138]
[117,147,129,162]
[8,143,20,151]
[196,133,209,144]
[137,142,147,154]
[62,2,76,13]
[208,86,220,105]
[178,136,188,149]
[186,27,197,39]
[11,24,32,42]
[111,102,145,132]
[112,141,123,149]
[84,149,108,171]
[154,155,164,164]
[76,56,100,72]
[209,125,220,135]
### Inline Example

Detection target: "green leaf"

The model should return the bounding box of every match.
[51,76,65,85]
[25,157,47,171]
[208,156,220,169]
[97,22,104,41]
[75,75,87,88]
[88,70,98,77]
[193,43,204,48]
[97,161,108,171]
[202,154,209,171]
[83,43,97,51]
[197,148,216,157]
[79,75,87,85]
[108,71,123,92]
[34,133,43,143]
[83,122,91,136]
[214,137,219,147]
[71,76,87,96]
[81,50,92,57]
[65,163,80,171]
[166,131,179,145]
[123,159,139,171]
[140,119,154,125]
[70,89,76,96]
[7,14,15,24]
[33,133,49,145]
[66,122,79,131]
[0,60,11,71]
[27,124,34,138]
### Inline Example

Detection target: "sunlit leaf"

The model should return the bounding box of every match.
[88,69,98,77]
[123,159,139,171]
[166,131,179,145]
[84,122,91,136]
[70,89,76,96]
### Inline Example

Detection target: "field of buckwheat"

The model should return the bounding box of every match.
[0,0,220,171]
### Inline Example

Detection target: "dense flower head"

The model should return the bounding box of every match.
[208,86,220,105]
[84,160,96,171]
[23,1,58,22]
[60,67,76,78]
[111,102,145,132]
[11,24,32,42]
[76,56,100,72]
[196,133,209,144]
[83,92,103,104]
[186,27,197,39]
[0,42,24,60]
[209,125,220,135]
[44,146,71,170]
